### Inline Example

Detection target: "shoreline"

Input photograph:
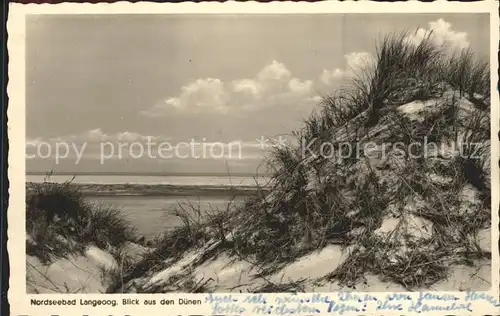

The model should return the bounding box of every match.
[26,181,271,197]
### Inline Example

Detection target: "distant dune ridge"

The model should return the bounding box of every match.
[27,32,492,293]
[26,182,270,197]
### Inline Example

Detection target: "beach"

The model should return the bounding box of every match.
[89,195,245,238]
[26,174,266,238]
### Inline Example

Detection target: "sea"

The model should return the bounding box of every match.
[26,174,270,238]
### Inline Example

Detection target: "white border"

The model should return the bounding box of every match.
[7,2,500,315]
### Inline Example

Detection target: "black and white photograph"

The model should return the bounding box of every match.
[22,12,494,296]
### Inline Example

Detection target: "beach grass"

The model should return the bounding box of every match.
[26,178,138,264]
[118,31,491,291]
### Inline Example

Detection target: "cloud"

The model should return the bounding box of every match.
[141,60,316,116]
[85,128,109,141]
[115,131,154,142]
[307,95,323,103]
[165,78,230,113]
[289,78,314,95]
[320,18,469,87]
[405,18,470,52]
[246,61,314,98]
[254,60,292,92]
[320,52,375,85]
[320,69,344,85]
[32,129,172,144]
[26,133,267,164]
[26,131,265,161]
[232,79,261,98]
[345,52,376,72]
[320,19,469,87]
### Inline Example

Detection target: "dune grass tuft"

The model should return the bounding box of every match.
[26,177,138,263]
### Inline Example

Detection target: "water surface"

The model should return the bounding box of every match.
[28,173,257,238]
[27,174,269,187]
[88,195,245,238]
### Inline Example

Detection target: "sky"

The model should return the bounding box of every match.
[25,13,490,174]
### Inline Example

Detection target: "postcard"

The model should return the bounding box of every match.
[7,1,499,315]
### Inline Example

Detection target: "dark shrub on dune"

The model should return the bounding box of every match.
[26,179,137,263]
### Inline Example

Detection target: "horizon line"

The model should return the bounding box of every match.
[26,171,273,177]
